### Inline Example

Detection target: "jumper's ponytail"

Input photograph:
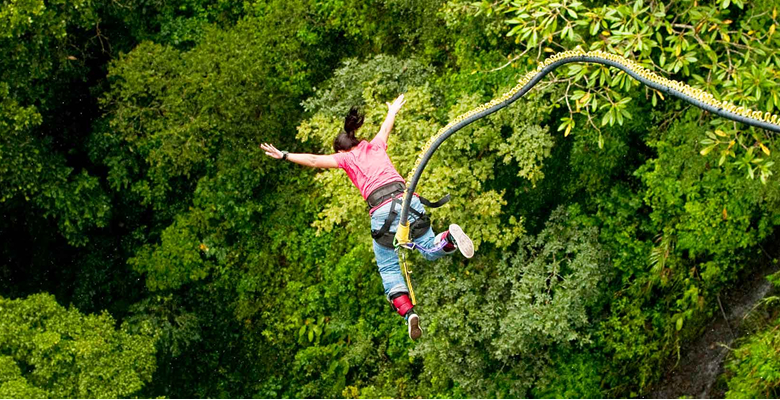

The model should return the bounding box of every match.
[333,106,363,152]
[343,106,364,135]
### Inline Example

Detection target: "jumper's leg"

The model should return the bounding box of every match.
[372,239,408,300]
[373,241,422,340]
[411,224,474,260]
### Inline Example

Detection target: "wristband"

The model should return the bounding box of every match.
[281,151,289,161]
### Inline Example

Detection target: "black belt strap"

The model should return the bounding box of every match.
[366,182,450,212]
[366,181,406,210]
[373,199,400,240]
[418,194,450,208]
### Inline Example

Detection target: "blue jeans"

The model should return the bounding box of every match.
[371,195,454,299]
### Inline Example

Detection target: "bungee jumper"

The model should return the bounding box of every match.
[260,94,474,341]
[261,48,780,342]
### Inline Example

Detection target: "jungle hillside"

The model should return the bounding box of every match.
[1,0,780,398]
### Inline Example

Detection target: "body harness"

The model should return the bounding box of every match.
[367,181,449,249]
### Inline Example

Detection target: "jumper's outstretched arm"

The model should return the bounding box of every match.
[260,143,338,169]
[373,94,406,145]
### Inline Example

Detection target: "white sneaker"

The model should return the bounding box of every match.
[407,313,422,340]
[448,224,474,258]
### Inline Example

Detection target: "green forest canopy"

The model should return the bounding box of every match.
[1,0,780,397]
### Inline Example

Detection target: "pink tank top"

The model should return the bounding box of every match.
[332,137,405,204]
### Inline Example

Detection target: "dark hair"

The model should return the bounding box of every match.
[333,106,364,152]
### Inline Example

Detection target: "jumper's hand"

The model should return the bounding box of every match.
[386,93,406,115]
[260,143,283,159]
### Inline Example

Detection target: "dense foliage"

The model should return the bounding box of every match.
[0,294,157,398]
[1,0,778,397]
[723,273,780,398]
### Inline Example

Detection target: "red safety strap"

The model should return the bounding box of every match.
[392,294,414,317]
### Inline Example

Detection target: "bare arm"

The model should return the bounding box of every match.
[373,94,406,145]
[260,143,339,169]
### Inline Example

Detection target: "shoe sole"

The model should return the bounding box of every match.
[408,314,422,340]
[448,224,474,259]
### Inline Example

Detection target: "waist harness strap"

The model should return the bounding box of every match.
[366,182,450,212]
[366,181,406,210]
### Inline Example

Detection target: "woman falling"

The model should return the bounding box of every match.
[261,94,473,340]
